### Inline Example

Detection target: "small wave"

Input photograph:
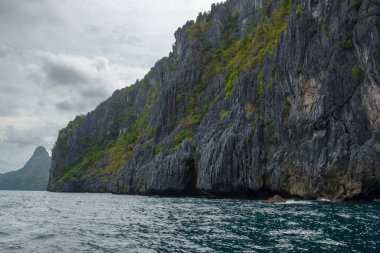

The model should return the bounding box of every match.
[286,221,299,226]
[317,198,332,202]
[275,242,295,251]
[0,191,377,252]
[250,245,273,250]
[1,245,23,251]
[33,234,56,240]
[337,213,351,219]
[276,200,313,205]
[48,207,62,213]
[316,239,347,247]
[270,229,322,237]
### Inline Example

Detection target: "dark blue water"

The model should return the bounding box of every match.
[0,191,379,252]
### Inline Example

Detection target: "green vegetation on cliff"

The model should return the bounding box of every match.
[221,0,294,96]
[171,0,294,147]
[352,0,362,10]
[57,82,159,185]
[48,0,380,201]
[53,0,297,188]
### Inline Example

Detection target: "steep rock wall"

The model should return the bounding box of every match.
[49,0,380,200]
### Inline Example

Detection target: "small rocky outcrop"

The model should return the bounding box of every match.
[49,0,380,201]
[266,195,286,203]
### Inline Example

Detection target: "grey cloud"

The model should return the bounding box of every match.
[43,61,88,86]
[54,99,91,112]
[80,86,109,98]
[55,100,74,111]
[1,83,21,93]
[0,0,60,27]
[0,158,13,169]
[117,34,142,45]
[34,53,123,90]
[37,53,93,86]
[0,84,25,116]
[85,25,100,34]
[3,126,45,146]
[24,64,46,84]
[23,52,140,114]
[0,0,220,172]
[2,124,59,148]
[0,45,12,58]
[28,52,127,112]
[0,106,19,117]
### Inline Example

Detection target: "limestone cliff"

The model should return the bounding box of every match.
[48,0,380,200]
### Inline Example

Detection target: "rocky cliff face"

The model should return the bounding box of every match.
[48,0,380,200]
[0,146,51,190]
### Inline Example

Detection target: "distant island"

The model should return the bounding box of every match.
[0,146,51,191]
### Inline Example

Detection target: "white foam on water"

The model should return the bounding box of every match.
[276,200,313,205]
[316,239,347,247]
[286,221,299,226]
[269,229,323,237]
[317,198,332,202]
[250,245,272,251]
[274,241,294,250]
[337,213,351,219]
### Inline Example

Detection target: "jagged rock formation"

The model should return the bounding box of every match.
[0,146,51,190]
[48,0,380,200]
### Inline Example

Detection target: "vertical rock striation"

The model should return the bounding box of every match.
[49,0,380,200]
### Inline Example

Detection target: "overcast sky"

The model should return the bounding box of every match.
[0,0,222,173]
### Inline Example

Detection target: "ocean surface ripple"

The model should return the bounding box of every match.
[0,191,379,252]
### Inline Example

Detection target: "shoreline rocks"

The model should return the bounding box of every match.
[266,195,286,203]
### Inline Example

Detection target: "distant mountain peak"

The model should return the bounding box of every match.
[0,146,51,190]
[33,146,48,155]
